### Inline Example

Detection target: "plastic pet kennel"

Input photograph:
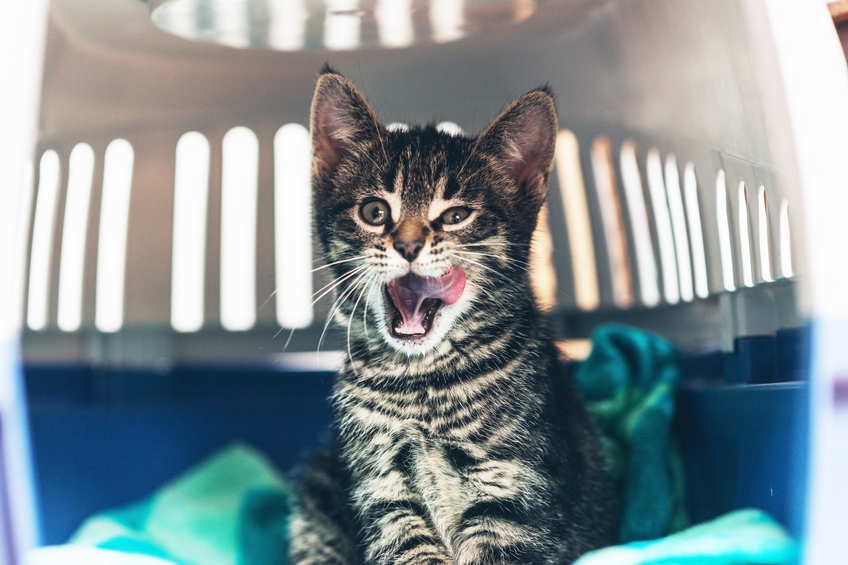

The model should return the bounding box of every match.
[2,0,848,562]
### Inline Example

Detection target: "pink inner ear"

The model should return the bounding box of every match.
[504,125,549,187]
[311,75,381,175]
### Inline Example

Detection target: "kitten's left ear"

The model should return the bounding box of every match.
[476,89,558,205]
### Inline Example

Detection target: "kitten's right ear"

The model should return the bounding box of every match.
[310,72,383,178]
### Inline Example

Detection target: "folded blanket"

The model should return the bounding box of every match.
[573,324,688,542]
[67,443,291,565]
[573,509,797,565]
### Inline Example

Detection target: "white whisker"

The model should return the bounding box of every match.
[454,255,537,314]
[317,271,369,355]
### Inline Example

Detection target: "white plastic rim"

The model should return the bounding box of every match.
[0,0,50,556]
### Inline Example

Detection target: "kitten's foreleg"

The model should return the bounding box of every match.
[288,450,360,565]
[349,441,456,565]
[447,459,558,565]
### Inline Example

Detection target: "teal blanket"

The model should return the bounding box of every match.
[575,324,687,542]
[50,325,796,565]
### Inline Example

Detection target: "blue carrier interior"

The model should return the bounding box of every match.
[26,328,810,545]
[11,0,848,562]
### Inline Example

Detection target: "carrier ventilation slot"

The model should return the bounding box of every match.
[758,186,773,283]
[664,155,694,302]
[646,149,680,304]
[324,0,362,51]
[684,162,710,299]
[738,182,755,288]
[716,170,736,292]
[171,132,210,333]
[57,143,95,332]
[274,124,314,329]
[620,142,660,307]
[13,160,35,332]
[779,199,794,278]
[27,150,60,331]
[590,137,633,308]
[555,130,599,311]
[220,127,259,331]
[95,139,134,333]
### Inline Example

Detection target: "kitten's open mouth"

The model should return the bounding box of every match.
[385,269,466,339]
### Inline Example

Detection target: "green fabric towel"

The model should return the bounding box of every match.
[573,508,797,565]
[575,324,688,542]
[69,443,292,565]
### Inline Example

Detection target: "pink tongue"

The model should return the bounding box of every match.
[386,269,467,335]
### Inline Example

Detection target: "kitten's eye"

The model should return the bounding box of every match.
[360,199,390,226]
[441,207,471,225]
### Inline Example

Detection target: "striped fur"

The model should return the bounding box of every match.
[288,68,618,565]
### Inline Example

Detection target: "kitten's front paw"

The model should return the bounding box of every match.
[453,539,540,565]
[452,523,547,565]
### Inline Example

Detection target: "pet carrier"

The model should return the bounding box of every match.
[2,0,848,563]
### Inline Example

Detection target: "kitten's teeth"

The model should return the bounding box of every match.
[386,269,466,337]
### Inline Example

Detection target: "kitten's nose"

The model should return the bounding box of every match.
[394,239,424,262]
[393,219,429,262]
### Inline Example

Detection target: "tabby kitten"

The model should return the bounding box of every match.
[288,69,617,565]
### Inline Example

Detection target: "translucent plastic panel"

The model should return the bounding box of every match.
[27,150,60,330]
[268,0,308,51]
[590,137,632,308]
[664,155,693,302]
[555,130,599,311]
[376,0,414,48]
[220,126,258,331]
[325,0,361,50]
[95,139,135,332]
[430,0,465,43]
[715,170,735,292]
[213,0,249,48]
[274,124,314,329]
[620,142,659,307]
[683,162,709,299]
[57,143,95,332]
[738,182,754,288]
[646,149,679,304]
[171,132,210,332]
[758,186,774,283]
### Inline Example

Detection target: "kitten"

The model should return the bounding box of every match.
[288,68,618,565]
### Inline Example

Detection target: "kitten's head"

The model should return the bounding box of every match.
[310,69,556,357]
